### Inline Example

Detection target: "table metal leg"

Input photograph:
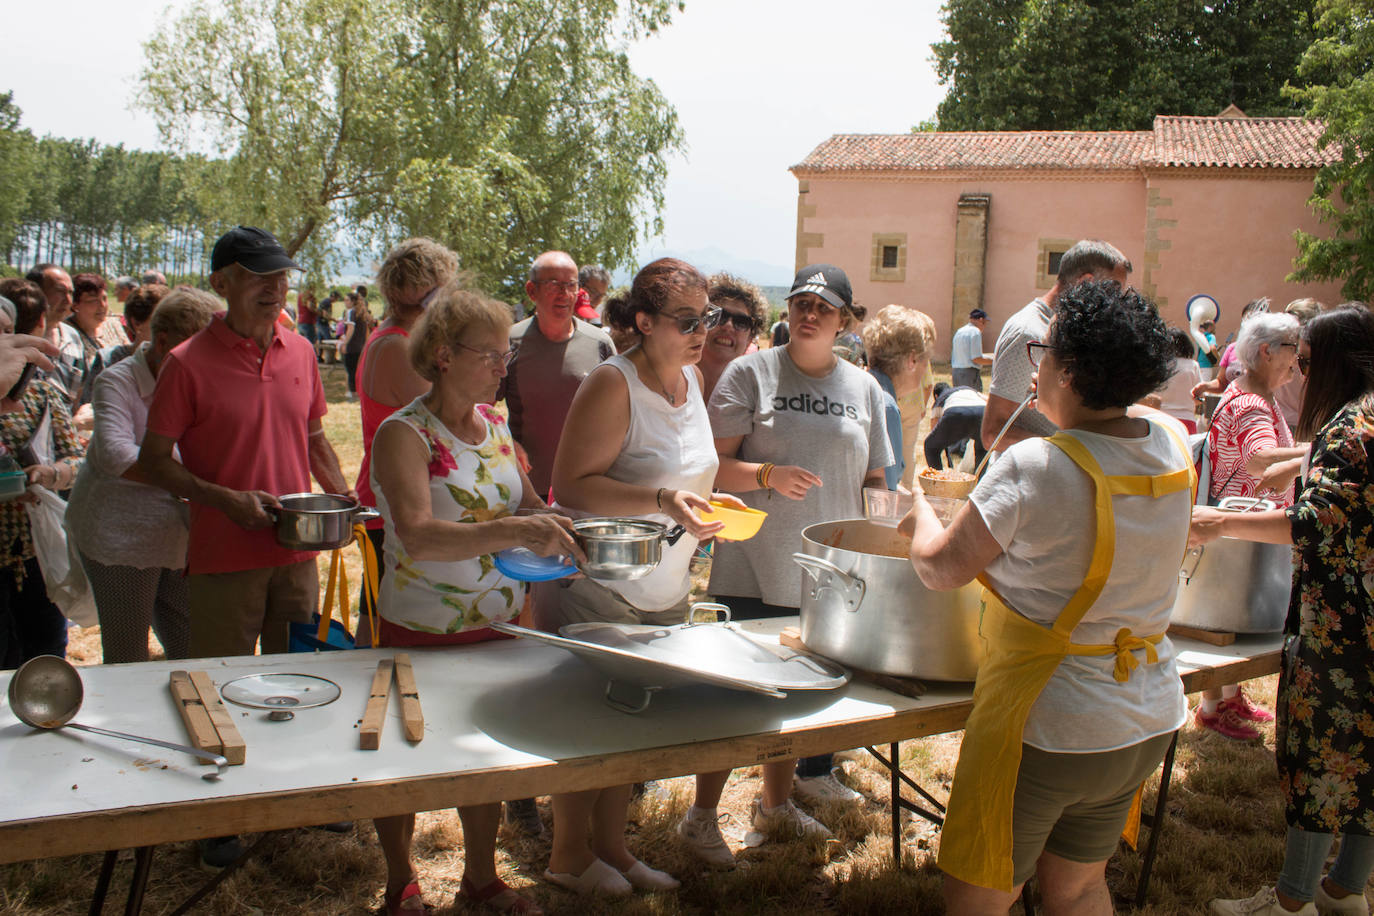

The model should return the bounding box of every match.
[88,850,118,915]
[890,742,902,866]
[166,832,273,916]
[1133,731,1180,908]
[122,847,154,916]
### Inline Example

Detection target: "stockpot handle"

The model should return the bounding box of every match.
[353,507,381,525]
[1179,544,1204,584]
[1217,496,1276,513]
[662,525,686,546]
[791,553,866,612]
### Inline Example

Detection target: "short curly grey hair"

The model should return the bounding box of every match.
[1235,312,1298,372]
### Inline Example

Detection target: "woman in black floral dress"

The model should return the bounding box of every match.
[1194,305,1374,916]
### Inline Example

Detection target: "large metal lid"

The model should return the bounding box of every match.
[492,608,848,712]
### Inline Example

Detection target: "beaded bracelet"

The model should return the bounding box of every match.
[756,462,775,490]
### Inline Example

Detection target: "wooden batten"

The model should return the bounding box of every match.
[393,653,424,743]
[168,670,222,758]
[359,659,394,751]
[188,671,246,765]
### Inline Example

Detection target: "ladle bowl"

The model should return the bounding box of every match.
[8,655,227,780]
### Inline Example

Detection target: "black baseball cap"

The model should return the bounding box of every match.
[210,226,304,274]
[969,308,988,320]
[785,264,852,311]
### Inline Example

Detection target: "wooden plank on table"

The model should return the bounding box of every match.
[393,653,424,743]
[168,671,222,757]
[360,658,394,750]
[187,670,246,765]
[1168,623,1237,646]
[779,626,927,699]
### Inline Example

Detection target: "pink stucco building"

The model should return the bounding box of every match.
[790,111,1344,359]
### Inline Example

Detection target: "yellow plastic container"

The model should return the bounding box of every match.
[699,500,768,541]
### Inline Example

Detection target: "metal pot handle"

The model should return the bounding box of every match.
[684,602,731,627]
[791,553,866,612]
[663,525,686,546]
[1179,545,1204,584]
[1217,496,1276,513]
[354,507,381,525]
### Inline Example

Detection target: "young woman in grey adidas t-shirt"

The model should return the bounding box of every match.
[689,264,893,857]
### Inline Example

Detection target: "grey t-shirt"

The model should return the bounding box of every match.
[707,347,894,608]
[988,297,1058,439]
[501,316,615,496]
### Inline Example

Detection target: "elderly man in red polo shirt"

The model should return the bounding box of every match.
[138,226,352,658]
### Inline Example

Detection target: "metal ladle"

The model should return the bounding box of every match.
[972,391,1036,479]
[7,655,228,780]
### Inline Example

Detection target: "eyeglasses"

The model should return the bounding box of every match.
[1026,341,1056,369]
[665,307,725,335]
[1297,355,1310,375]
[714,310,759,333]
[1278,342,1299,351]
[534,279,579,295]
[455,341,519,368]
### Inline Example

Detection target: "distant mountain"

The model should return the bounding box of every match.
[617,246,792,289]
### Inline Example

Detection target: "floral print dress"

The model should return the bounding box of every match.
[373,399,525,636]
[1279,398,1374,834]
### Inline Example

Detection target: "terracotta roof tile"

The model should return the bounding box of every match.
[792,117,1339,174]
[1146,115,1338,168]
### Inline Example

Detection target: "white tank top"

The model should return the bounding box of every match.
[570,353,719,611]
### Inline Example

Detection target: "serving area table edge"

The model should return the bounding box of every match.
[0,618,1281,869]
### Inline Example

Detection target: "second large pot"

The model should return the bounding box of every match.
[1171,497,1293,633]
[796,519,985,682]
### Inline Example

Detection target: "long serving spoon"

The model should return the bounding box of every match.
[8,655,228,780]
[972,391,1037,480]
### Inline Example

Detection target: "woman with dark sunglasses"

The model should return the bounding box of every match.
[533,257,746,896]
[700,272,767,400]
[1196,306,1374,916]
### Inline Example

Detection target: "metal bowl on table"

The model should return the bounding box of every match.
[796,519,985,682]
[572,517,686,581]
[269,493,380,551]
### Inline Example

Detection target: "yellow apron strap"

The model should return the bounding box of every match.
[1105,467,1193,498]
[355,523,381,648]
[1044,433,1115,635]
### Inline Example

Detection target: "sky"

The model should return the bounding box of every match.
[2,0,948,285]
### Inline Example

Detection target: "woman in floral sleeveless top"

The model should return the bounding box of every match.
[368,284,582,916]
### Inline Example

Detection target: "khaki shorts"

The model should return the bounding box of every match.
[530,576,689,633]
[187,559,319,658]
[1010,731,1175,886]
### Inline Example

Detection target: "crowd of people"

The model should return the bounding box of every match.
[3,227,1374,915]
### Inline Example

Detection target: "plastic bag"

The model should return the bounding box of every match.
[25,487,97,626]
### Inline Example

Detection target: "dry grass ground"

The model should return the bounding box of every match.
[0,361,1324,914]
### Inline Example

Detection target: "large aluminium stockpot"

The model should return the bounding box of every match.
[1171,497,1293,634]
[796,519,985,682]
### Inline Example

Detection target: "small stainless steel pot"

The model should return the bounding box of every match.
[572,517,686,581]
[1171,496,1292,633]
[268,493,380,551]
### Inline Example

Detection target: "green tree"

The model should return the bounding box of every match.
[930,0,1317,131]
[0,93,37,263]
[1288,0,1374,302]
[139,0,684,297]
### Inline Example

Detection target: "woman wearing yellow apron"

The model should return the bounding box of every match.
[901,280,1196,914]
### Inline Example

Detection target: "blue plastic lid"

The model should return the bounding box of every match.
[493,547,577,582]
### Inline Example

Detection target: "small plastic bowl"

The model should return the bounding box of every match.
[863,487,914,527]
[699,500,767,541]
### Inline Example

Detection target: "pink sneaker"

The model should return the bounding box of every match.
[1195,703,1261,740]
[1222,692,1275,724]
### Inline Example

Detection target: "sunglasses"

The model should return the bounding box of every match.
[665,307,725,335]
[714,310,759,333]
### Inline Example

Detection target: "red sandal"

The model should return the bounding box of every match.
[384,880,427,915]
[459,875,544,914]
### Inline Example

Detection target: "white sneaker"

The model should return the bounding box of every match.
[1210,887,1317,915]
[677,809,736,868]
[750,799,833,841]
[794,768,862,805]
[1317,880,1371,916]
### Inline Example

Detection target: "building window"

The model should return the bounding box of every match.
[871,233,907,283]
[1036,238,1077,290]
